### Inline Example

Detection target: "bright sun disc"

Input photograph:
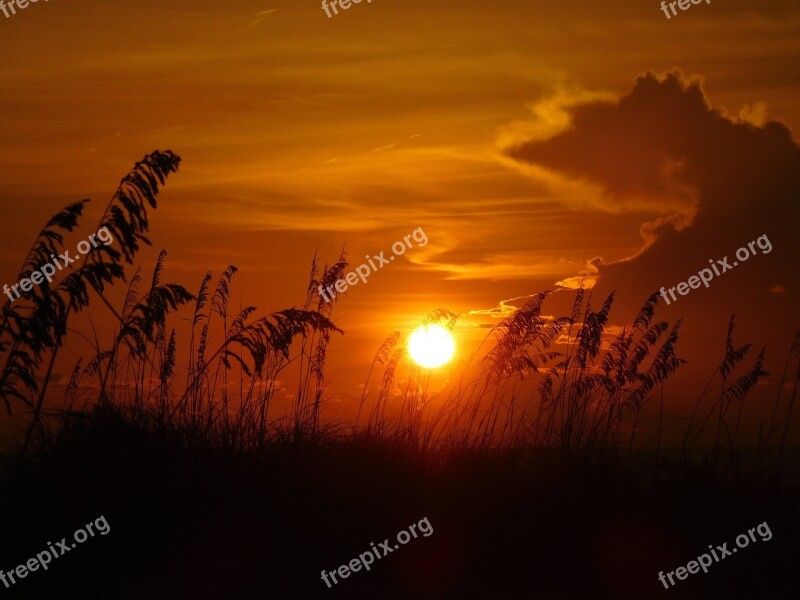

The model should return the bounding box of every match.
[408,324,455,368]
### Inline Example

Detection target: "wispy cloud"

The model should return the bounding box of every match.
[372,134,422,152]
[238,9,277,33]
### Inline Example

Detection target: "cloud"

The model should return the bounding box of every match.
[467,295,535,318]
[239,9,277,33]
[554,275,597,290]
[502,72,718,221]
[372,134,423,152]
[501,70,800,354]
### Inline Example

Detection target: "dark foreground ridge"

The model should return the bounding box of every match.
[1,407,797,600]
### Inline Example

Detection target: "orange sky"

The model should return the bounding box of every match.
[1,0,799,429]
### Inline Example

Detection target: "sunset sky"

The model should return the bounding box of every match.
[1,0,799,427]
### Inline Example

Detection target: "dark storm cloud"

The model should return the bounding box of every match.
[504,71,800,333]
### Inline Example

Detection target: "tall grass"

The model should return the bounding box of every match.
[2,151,798,470]
[369,291,688,453]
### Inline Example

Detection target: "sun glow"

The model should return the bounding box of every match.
[408,324,455,369]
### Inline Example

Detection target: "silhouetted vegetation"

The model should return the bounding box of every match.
[1,152,798,599]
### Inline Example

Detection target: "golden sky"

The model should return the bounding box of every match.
[1,0,799,421]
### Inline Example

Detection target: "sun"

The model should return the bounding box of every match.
[408,324,455,369]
